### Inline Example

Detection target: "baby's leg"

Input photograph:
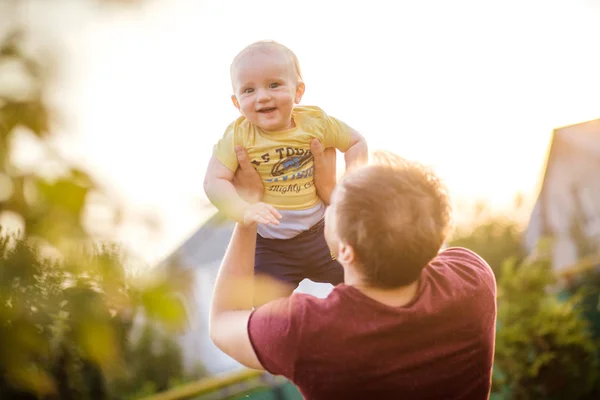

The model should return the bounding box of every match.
[307,258,344,286]
[253,235,303,307]
[302,220,344,286]
[260,219,345,288]
[253,274,295,308]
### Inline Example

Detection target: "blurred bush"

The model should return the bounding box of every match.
[492,250,600,399]
[448,204,600,399]
[0,3,202,398]
[448,202,527,279]
[0,237,194,399]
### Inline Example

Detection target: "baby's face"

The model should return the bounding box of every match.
[231,51,303,132]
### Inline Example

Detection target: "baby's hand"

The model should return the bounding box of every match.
[243,202,282,226]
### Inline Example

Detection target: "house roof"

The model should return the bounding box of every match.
[524,118,600,268]
[162,212,234,270]
[538,119,600,231]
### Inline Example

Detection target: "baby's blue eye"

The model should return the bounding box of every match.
[270,83,280,89]
[244,88,254,94]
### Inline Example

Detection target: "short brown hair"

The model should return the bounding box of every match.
[230,40,303,84]
[334,152,453,288]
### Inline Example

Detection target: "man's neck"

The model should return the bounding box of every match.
[345,268,420,308]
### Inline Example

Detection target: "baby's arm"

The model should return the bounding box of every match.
[204,156,281,225]
[343,128,368,171]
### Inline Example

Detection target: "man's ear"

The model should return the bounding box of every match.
[231,95,240,110]
[338,241,356,266]
[295,81,305,104]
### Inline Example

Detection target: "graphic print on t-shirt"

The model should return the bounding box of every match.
[251,146,315,196]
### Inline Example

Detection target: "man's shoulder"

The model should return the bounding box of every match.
[252,291,319,320]
[286,290,340,314]
[250,286,367,347]
[256,288,348,320]
[429,247,496,294]
[436,247,491,269]
[248,291,337,351]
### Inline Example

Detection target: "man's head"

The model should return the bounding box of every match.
[230,41,305,132]
[324,152,453,289]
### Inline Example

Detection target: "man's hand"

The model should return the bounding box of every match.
[232,145,264,204]
[311,139,337,206]
[243,202,282,226]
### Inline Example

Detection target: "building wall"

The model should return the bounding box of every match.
[527,123,600,271]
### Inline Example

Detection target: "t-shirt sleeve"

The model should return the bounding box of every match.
[436,247,497,294]
[213,123,239,172]
[247,295,303,378]
[322,114,352,152]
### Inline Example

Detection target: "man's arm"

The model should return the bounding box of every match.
[208,147,285,371]
[209,222,264,370]
[209,149,304,373]
[209,223,300,375]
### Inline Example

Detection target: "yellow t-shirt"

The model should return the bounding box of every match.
[213,106,351,210]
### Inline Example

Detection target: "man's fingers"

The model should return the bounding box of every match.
[310,139,324,159]
[235,145,253,171]
[323,147,336,161]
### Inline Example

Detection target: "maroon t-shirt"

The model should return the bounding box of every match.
[248,247,497,400]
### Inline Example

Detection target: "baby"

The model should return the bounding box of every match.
[204,40,367,301]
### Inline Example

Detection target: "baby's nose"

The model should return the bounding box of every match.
[256,89,271,102]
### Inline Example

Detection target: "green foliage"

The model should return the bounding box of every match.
[0,234,196,399]
[492,253,600,399]
[449,216,526,278]
[0,29,93,249]
[108,323,193,400]
[0,14,201,399]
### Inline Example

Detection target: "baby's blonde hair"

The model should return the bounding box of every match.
[230,40,303,85]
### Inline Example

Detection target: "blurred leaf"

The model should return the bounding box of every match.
[20,176,91,244]
[140,282,187,330]
[37,178,89,215]
[0,31,22,58]
[78,320,118,369]
[0,236,38,285]
[4,365,56,397]
[0,100,49,137]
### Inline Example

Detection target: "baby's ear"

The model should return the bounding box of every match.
[231,95,240,110]
[295,82,305,104]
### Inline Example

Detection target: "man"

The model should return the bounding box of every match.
[210,140,497,399]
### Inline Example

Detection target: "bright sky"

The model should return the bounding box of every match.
[16,0,600,264]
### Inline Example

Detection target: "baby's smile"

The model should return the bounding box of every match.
[257,107,277,113]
